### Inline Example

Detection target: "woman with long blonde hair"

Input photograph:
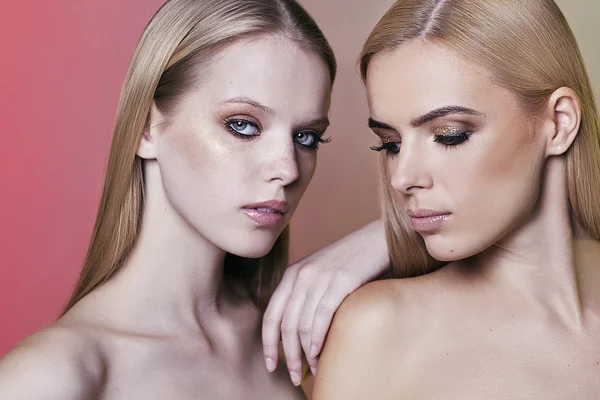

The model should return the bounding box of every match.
[314,0,600,398]
[0,0,394,397]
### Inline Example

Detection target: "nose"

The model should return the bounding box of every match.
[262,134,300,186]
[389,140,433,195]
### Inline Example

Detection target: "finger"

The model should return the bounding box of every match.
[297,277,331,373]
[309,271,357,359]
[280,265,315,385]
[281,286,308,386]
[262,266,299,372]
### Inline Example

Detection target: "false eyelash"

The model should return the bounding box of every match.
[310,135,331,146]
[316,136,332,148]
[370,142,400,153]
[433,132,471,146]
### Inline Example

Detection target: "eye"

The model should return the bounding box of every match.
[294,131,315,146]
[226,119,260,137]
[294,131,329,150]
[370,142,400,155]
[433,131,471,147]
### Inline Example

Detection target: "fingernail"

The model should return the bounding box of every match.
[310,366,317,376]
[310,345,319,358]
[290,371,302,386]
[265,357,276,372]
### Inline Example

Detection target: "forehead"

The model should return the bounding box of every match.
[365,40,515,123]
[193,35,331,116]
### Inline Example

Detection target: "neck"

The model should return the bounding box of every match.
[101,162,257,337]
[474,156,584,326]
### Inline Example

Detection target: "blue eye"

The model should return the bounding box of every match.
[294,132,315,146]
[294,131,329,150]
[226,119,259,136]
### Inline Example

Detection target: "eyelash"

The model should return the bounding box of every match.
[370,132,471,154]
[370,142,400,154]
[433,132,471,147]
[302,133,331,150]
[224,118,259,139]
[223,118,330,150]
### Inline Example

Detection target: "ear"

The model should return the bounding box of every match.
[136,103,164,159]
[543,87,581,157]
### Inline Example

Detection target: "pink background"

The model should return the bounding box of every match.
[0,0,387,356]
[0,0,180,355]
[1,0,597,357]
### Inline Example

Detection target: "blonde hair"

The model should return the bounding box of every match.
[63,0,336,313]
[359,0,600,278]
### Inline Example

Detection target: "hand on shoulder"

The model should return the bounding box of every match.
[262,220,389,384]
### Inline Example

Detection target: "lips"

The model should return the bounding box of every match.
[254,207,280,213]
[407,209,450,233]
[243,200,289,228]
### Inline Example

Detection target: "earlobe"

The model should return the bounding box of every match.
[545,87,581,157]
[137,128,157,159]
[136,104,162,160]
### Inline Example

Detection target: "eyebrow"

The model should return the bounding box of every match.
[221,96,276,115]
[222,96,330,128]
[301,116,331,128]
[368,105,483,131]
[368,118,394,130]
[410,105,483,127]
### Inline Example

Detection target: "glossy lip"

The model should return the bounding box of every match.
[407,209,450,233]
[242,200,289,228]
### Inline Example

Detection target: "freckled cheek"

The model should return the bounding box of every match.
[293,151,318,191]
[160,128,239,182]
[302,158,317,181]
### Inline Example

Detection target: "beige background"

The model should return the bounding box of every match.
[289,0,600,262]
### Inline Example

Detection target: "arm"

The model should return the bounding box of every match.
[0,328,101,399]
[262,220,389,385]
[311,281,398,400]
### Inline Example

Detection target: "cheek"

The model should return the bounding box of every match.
[451,128,544,231]
[158,127,234,195]
[478,128,541,196]
[296,149,318,188]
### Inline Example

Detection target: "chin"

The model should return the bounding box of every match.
[224,233,281,259]
[230,247,273,259]
[422,235,473,262]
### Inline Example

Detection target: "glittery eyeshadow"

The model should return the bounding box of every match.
[433,126,461,135]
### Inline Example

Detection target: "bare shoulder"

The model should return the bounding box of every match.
[318,280,402,355]
[331,280,403,335]
[0,322,105,399]
[333,271,448,335]
[313,276,443,399]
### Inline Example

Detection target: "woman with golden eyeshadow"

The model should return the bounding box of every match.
[314,0,600,398]
[0,0,391,398]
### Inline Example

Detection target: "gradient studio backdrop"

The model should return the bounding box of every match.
[0,0,598,356]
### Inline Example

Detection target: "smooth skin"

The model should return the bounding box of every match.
[263,219,389,383]
[0,35,334,400]
[313,40,600,399]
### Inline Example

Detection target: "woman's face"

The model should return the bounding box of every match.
[147,35,331,258]
[366,40,548,261]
